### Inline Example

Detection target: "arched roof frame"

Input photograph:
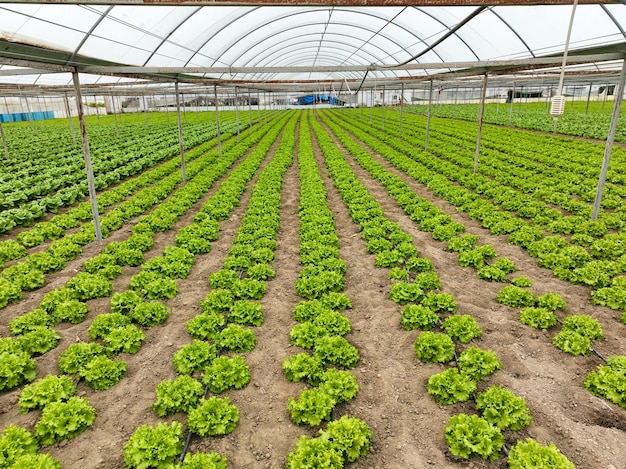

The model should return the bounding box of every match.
[185,7,448,69]
[240,39,373,81]
[239,28,408,72]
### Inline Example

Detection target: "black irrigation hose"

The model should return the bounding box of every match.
[177,334,225,462]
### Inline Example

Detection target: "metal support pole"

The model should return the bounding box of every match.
[257,91,261,124]
[247,90,252,126]
[453,86,458,119]
[508,83,515,127]
[381,85,385,131]
[474,74,488,173]
[24,96,34,133]
[369,88,373,126]
[399,83,404,137]
[585,82,593,117]
[235,86,240,143]
[425,80,433,151]
[175,81,187,183]
[72,70,102,241]
[111,94,120,138]
[64,92,77,145]
[592,59,626,221]
[214,85,221,158]
[164,94,170,123]
[143,95,149,128]
[94,95,100,124]
[0,121,9,159]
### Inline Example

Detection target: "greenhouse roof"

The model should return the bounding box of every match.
[0,1,625,91]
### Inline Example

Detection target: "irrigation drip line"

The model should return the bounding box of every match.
[178,332,225,462]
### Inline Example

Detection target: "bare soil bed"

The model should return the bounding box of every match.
[1,113,625,469]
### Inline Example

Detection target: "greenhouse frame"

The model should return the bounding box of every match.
[1,1,626,468]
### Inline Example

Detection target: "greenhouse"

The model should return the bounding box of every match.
[0,1,626,468]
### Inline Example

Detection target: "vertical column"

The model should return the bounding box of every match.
[585,82,593,118]
[381,85,385,131]
[111,94,120,138]
[64,92,77,145]
[24,95,35,133]
[508,82,515,127]
[175,81,187,183]
[214,85,222,158]
[248,89,253,136]
[72,70,102,241]
[399,82,404,137]
[474,73,488,173]
[592,60,626,220]
[425,80,433,151]
[235,86,240,143]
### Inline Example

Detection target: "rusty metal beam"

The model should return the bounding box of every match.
[0,0,612,5]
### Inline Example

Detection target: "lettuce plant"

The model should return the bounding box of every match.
[519,307,558,330]
[288,388,335,426]
[322,416,372,463]
[177,452,227,469]
[124,422,183,469]
[201,355,251,393]
[19,375,76,413]
[457,347,502,381]
[34,396,96,445]
[187,397,239,436]
[153,375,204,417]
[318,369,359,403]
[476,386,532,431]
[444,413,504,460]
[17,327,60,355]
[442,315,482,343]
[173,340,217,374]
[185,312,225,340]
[0,351,36,391]
[508,438,575,469]
[103,325,145,355]
[0,425,39,467]
[427,368,476,405]
[87,313,131,340]
[400,304,438,331]
[282,353,324,385]
[287,436,342,469]
[78,356,126,390]
[313,336,359,369]
[414,332,455,363]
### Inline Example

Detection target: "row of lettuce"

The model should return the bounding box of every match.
[315,109,620,467]
[0,114,244,233]
[122,107,294,468]
[326,108,626,415]
[365,109,626,317]
[0,114,285,468]
[0,123,246,310]
[405,101,626,142]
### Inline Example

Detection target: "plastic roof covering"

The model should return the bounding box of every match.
[0,3,625,87]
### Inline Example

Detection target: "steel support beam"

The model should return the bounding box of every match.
[214,85,222,157]
[72,70,102,241]
[425,80,433,151]
[3,0,610,6]
[77,53,625,76]
[64,92,77,145]
[235,86,240,143]
[175,81,187,182]
[474,73,488,173]
[592,59,626,221]
[399,82,404,137]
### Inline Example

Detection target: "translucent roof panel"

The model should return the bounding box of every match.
[0,3,623,86]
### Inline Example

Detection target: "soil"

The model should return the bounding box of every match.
[1,112,625,469]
